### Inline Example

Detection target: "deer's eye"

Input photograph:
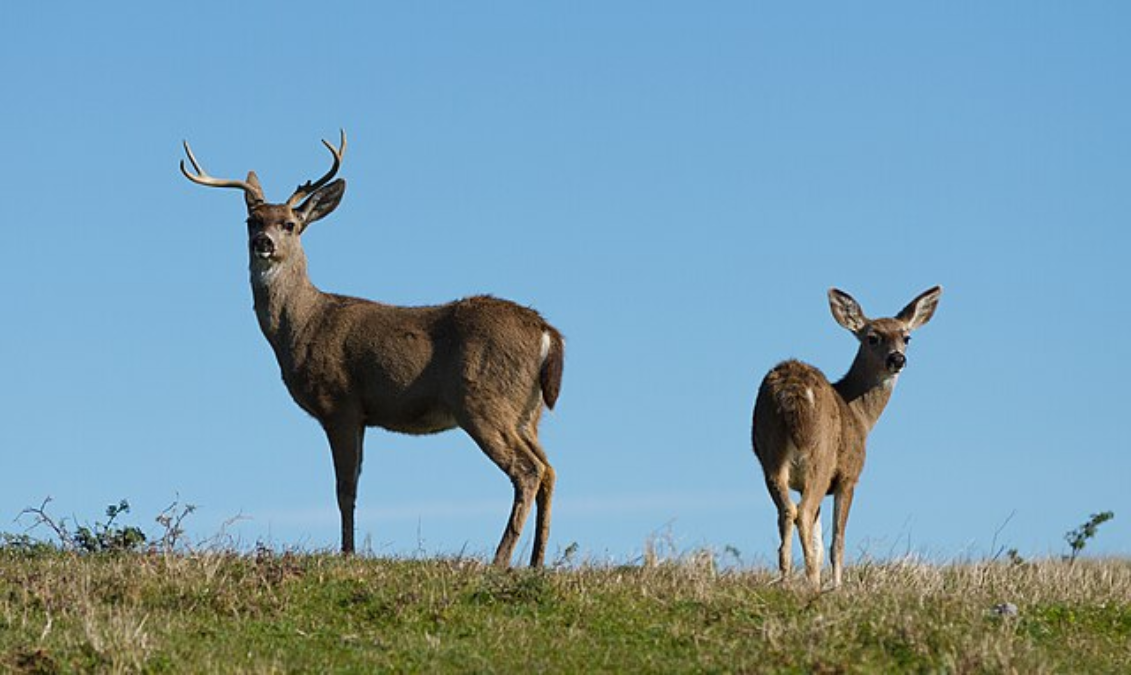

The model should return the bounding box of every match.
[867,333,881,346]
[282,221,296,233]
[903,334,912,344]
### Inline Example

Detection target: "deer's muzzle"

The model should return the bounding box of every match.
[886,352,906,373]
[251,233,276,259]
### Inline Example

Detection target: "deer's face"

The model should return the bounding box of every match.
[246,204,304,266]
[857,318,912,377]
[240,178,345,271]
[828,286,942,382]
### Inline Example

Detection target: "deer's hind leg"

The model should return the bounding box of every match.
[796,487,826,589]
[764,469,797,582]
[521,429,554,567]
[520,407,556,565]
[461,414,547,568]
[516,402,555,567]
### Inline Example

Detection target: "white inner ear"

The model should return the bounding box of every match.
[907,297,937,330]
[900,288,941,330]
[300,198,319,222]
[840,305,866,332]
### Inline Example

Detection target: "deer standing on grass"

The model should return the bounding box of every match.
[180,132,565,567]
[751,286,941,588]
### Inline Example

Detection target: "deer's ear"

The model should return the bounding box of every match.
[244,172,264,209]
[896,286,943,330]
[297,179,345,229]
[828,288,867,333]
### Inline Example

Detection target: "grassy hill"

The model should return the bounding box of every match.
[0,547,1127,673]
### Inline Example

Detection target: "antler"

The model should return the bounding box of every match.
[180,141,264,203]
[286,130,347,208]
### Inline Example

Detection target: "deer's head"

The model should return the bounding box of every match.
[181,131,347,270]
[828,286,942,381]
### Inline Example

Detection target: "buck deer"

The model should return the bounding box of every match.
[180,132,565,567]
[751,286,941,588]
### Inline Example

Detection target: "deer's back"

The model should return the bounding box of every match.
[287,294,554,433]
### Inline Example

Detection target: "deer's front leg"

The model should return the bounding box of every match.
[325,422,365,554]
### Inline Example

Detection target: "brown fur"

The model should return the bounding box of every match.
[183,138,564,567]
[752,286,941,588]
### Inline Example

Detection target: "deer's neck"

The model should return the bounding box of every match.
[833,354,896,433]
[250,252,324,353]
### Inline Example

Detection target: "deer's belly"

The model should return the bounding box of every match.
[367,405,459,436]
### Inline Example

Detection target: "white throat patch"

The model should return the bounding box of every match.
[252,263,281,286]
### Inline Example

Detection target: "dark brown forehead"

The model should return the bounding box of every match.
[247,203,296,224]
[867,317,909,336]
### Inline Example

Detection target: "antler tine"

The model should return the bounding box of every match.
[180,140,262,199]
[287,129,347,208]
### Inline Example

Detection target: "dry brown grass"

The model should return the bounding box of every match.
[0,549,1127,673]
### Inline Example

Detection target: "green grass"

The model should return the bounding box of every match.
[0,549,1127,673]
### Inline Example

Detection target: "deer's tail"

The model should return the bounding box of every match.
[539,327,565,410]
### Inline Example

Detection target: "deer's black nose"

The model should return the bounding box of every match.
[251,233,275,259]
[886,352,906,372]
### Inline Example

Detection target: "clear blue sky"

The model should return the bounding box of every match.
[2,2,1127,564]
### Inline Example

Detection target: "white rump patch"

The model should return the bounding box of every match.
[539,331,552,364]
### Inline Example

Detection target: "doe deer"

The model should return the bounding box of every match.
[180,132,564,567]
[751,286,941,588]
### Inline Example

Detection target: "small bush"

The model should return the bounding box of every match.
[1064,511,1115,564]
[9,497,194,555]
